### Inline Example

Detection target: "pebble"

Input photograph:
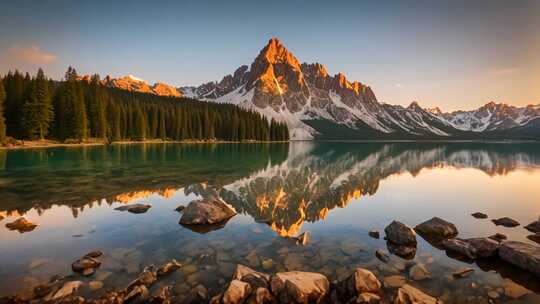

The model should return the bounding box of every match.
[89,281,103,291]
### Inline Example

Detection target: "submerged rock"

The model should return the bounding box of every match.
[471,212,488,219]
[383,275,406,289]
[5,217,37,233]
[414,217,458,241]
[72,256,101,274]
[442,238,477,260]
[157,259,182,276]
[115,203,152,214]
[180,198,237,225]
[452,267,474,278]
[525,220,540,233]
[499,241,540,276]
[385,221,417,246]
[84,250,103,258]
[270,271,329,303]
[128,266,158,289]
[492,217,520,227]
[409,264,431,281]
[51,281,83,300]
[395,284,440,304]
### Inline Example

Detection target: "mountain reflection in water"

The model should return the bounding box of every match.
[1,142,539,237]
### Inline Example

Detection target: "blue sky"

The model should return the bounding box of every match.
[1,0,538,111]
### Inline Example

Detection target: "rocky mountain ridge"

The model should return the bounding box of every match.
[79,74,182,97]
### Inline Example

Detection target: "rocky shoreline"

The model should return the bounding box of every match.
[2,200,540,304]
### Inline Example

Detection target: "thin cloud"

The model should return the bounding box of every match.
[492,67,520,77]
[395,83,404,89]
[2,45,57,65]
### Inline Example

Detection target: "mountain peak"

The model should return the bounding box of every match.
[125,74,145,83]
[407,101,422,110]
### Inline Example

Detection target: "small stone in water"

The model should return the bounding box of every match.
[471,212,488,219]
[85,251,104,258]
[491,217,520,227]
[409,264,431,281]
[487,290,499,299]
[383,275,406,288]
[261,259,274,270]
[369,230,380,239]
[453,267,474,278]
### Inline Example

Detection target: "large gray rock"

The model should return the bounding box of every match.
[270,271,329,303]
[414,217,458,241]
[442,238,477,259]
[395,284,440,304]
[466,237,500,257]
[180,198,237,225]
[115,203,152,214]
[525,220,540,233]
[385,221,417,246]
[499,241,540,276]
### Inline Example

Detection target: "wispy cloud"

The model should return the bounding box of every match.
[1,45,57,65]
[395,83,404,89]
[492,67,520,77]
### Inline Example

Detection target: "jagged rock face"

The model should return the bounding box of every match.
[103,75,182,97]
[246,38,309,113]
[434,102,540,132]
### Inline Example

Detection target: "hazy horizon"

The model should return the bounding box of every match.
[1,0,539,112]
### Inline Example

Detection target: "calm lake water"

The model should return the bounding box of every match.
[1,142,539,303]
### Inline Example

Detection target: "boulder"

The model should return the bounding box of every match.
[180,198,237,225]
[385,221,417,246]
[492,217,520,227]
[525,220,540,233]
[115,203,152,214]
[5,217,37,233]
[465,237,500,257]
[394,284,440,304]
[353,268,382,294]
[270,271,329,303]
[157,259,182,276]
[442,238,477,259]
[471,212,488,219]
[414,217,458,241]
[499,241,540,276]
[369,230,380,239]
[223,280,252,304]
[72,256,101,273]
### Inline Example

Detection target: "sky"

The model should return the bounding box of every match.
[0,0,539,111]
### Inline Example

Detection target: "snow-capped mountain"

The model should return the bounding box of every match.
[180,38,471,139]
[430,102,540,132]
[79,74,183,97]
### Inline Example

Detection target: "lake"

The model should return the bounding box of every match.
[1,142,539,303]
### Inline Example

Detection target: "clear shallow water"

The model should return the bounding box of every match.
[0,142,539,302]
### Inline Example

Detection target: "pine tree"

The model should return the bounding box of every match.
[20,69,54,139]
[0,80,6,142]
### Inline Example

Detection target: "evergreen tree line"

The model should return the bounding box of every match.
[0,68,289,143]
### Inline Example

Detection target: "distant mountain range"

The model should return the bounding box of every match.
[101,38,540,140]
